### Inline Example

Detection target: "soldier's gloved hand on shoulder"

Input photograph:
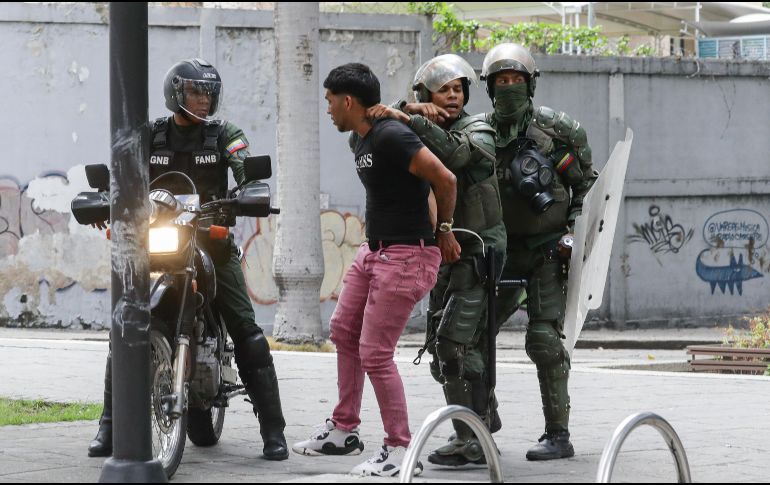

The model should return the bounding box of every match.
[401,102,449,125]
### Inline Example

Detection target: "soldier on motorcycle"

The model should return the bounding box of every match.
[88,58,289,462]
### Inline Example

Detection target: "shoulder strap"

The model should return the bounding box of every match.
[203,119,223,152]
[151,117,169,149]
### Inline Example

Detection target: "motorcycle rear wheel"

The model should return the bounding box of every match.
[187,406,226,447]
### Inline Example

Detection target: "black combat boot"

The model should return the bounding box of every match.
[88,355,113,457]
[235,330,289,461]
[525,430,574,461]
[243,365,289,461]
[428,380,486,467]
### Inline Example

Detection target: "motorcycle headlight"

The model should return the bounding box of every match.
[149,227,179,254]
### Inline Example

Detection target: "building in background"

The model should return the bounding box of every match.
[320,2,770,57]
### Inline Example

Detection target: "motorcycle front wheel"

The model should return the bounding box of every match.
[150,329,187,479]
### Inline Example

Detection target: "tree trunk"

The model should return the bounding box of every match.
[272,2,324,344]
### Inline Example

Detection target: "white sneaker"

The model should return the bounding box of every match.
[350,444,423,477]
[292,419,364,456]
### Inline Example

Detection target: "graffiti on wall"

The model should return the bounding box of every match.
[0,175,70,257]
[696,209,768,296]
[0,165,368,324]
[627,205,694,257]
[241,210,365,305]
[0,167,110,326]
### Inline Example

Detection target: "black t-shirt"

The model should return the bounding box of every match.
[353,119,434,241]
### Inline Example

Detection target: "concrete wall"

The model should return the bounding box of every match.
[1,2,768,331]
[0,2,430,330]
[462,53,770,328]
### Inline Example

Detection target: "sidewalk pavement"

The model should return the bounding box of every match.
[0,327,766,483]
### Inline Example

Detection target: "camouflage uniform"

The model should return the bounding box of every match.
[481,44,598,460]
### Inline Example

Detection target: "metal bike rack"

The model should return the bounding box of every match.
[596,412,691,483]
[399,405,504,483]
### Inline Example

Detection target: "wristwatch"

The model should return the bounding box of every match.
[437,219,454,234]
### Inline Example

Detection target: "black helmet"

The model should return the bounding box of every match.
[163,58,222,117]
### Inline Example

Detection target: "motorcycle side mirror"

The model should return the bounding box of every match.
[71,192,110,225]
[244,156,272,182]
[236,181,271,217]
[85,164,110,192]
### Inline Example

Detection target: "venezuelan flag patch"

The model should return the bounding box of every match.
[226,138,247,154]
[555,153,575,174]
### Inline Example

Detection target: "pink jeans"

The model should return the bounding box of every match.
[330,242,441,447]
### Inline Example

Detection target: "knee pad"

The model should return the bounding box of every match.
[462,348,486,381]
[437,288,486,345]
[234,328,273,370]
[525,321,565,367]
[435,337,464,379]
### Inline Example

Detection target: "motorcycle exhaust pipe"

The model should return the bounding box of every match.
[170,335,190,419]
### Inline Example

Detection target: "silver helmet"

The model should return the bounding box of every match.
[480,43,539,99]
[412,54,477,105]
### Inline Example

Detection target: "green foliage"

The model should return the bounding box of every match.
[722,308,770,349]
[0,399,102,426]
[478,22,606,54]
[633,44,656,57]
[408,2,480,53]
[409,2,656,56]
[615,35,631,56]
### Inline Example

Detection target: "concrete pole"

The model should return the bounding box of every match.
[272,2,325,344]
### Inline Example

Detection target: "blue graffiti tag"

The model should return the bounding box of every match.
[696,209,768,295]
[696,250,763,296]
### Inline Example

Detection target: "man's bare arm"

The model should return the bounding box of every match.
[408,146,460,262]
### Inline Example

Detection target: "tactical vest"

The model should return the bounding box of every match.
[149,117,228,203]
[449,114,504,240]
[493,106,588,237]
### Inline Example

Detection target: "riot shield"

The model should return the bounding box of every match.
[564,128,633,356]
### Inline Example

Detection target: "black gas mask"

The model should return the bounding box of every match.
[509,139,556,214]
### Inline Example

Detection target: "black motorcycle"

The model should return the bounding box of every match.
[71,156,278,478]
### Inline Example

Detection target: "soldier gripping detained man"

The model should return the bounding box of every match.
[366,53,507,467]
[481,43,598,461]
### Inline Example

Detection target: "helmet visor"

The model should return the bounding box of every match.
[412,54,477,93]
[177,78,221,117]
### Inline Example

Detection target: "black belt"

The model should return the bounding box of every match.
[368,238,437,251]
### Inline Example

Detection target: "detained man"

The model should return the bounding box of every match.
[292,63,457,478]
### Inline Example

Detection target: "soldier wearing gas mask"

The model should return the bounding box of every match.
[366,54,506,467]
[481,44,597,460]
[87,58,289,462]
